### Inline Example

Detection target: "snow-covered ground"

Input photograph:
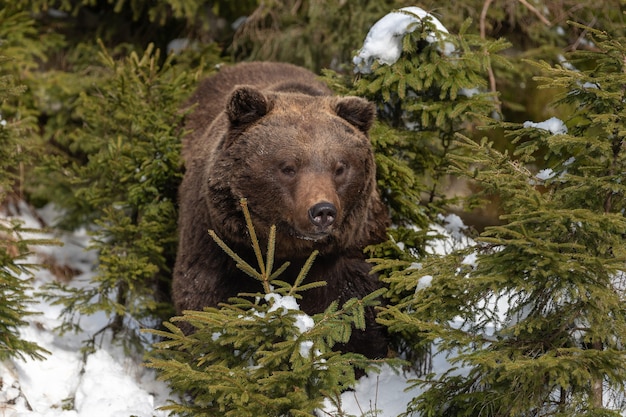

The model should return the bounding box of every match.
[0,203,173,417]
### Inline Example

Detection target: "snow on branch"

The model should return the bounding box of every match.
[353,6,454,74]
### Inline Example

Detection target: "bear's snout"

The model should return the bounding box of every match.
[308,201,337,230]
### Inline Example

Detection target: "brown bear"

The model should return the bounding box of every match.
[172,61,390,359]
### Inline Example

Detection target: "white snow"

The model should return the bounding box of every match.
[563,156,575,166]
[0,203,172,417]
[265,292,315,334]
[322,364,423,417]
[536,168,556,180]
[416,274,433,292]
[74,349,163,417]
[523,116,568,135]
[353,6,454,74]
[426,213,473,254]
[8,196,623,415]
[266,292,299,313]
[557,54,577,71]
[439,213,467,240]
[264,293,319,358]
[461,252,478,267]
[458,87,480,97]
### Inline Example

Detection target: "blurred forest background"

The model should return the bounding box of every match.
[2,1,626,416]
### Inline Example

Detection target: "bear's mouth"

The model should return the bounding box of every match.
[278,222,333,243]
[289,228,332,242]
[295,233,328,242]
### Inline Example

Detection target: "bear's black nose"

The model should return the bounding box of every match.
[308,202,337,229]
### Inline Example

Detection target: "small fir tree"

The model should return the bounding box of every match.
[146,200,397,417]
[0,57,54,361]
[337,15,508,249]
[379,24,626,416]
[39,42,203,346]
[324,11,509,360]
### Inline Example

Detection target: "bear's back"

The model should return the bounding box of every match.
[182,62,332,159]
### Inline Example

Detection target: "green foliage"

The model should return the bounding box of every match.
[38,42,201,344]
[318,12,511,379]
[14,0,215,29]
[0,66,27,196]
[379,25,626,416]
[0,8,60,194]
[146,200,398,416]
[0,219,55,361]
[0,44,56,362]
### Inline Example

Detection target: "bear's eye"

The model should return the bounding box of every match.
[334,161,348,178]
[280,165,297,177]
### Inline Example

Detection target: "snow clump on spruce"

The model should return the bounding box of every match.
[523,117,568,135]
[353,6,454,74]
[265,293,319,358]
[265,293,314,333]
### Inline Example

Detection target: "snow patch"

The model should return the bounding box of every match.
[265,293,318,358]
[416,275,433,292]
[536,168,556,180]
[461,252,478,267]
[1,203,173,417]
[427,216,473,255]
[322,364,422,417]
[0,201,470,417]
[563,156,575,166]
[265,293,314,334]
[74,348,165,417]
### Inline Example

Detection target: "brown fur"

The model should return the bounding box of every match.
[172,62,390,358]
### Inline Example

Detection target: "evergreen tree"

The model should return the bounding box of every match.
[38,43,205,346]
[350,17,509,226]
[379,24,626,416]
[0,23,55,360]
[146,200,396,416]
[231,0,397,71]
[325,10,509,359]
[0,210,55,361]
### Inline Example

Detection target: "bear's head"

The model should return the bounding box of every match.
[207,85,386,258]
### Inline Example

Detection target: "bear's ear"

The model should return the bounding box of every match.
[334,97,376,133]
[226,86,272,127]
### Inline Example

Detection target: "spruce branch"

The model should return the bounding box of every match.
[518,0,551,27]
[208,228,262,281]
[240,198,269,282]
[288,246,319,297]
